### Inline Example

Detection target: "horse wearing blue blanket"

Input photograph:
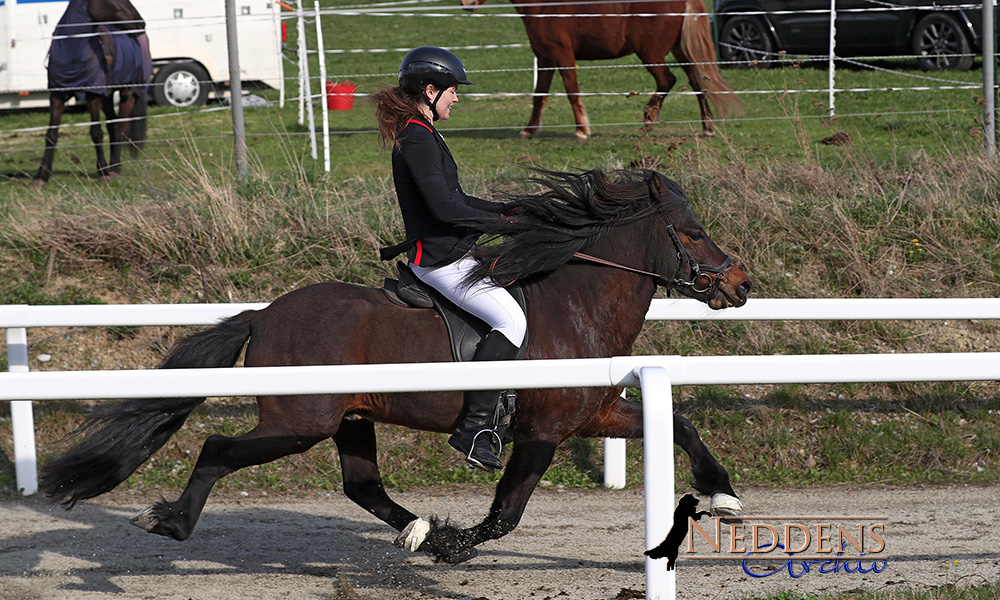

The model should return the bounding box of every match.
[33,0,152,186]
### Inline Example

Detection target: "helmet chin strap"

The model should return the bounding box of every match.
[423,88,446,121]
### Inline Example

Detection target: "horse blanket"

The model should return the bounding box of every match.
[47,0,152,100]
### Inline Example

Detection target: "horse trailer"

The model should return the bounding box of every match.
[0,0,284,110]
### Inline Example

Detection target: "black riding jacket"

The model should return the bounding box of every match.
[390,115,504,267]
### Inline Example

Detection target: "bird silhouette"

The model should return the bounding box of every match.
[644,493,712,570]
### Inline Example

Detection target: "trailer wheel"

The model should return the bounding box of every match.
[153,62,211,107]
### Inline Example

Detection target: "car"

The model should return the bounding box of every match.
[713,0,985,70]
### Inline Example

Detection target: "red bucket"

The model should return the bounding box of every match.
[326,80,356,111]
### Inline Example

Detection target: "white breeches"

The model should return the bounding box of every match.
[410,251,527,347]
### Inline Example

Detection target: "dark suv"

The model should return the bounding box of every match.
[714,0,985,70]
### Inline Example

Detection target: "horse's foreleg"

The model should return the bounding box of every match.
[521,61,556,140]
[674,413,741,516]
[334,418,419,531]
[87,95,110,180]
[579,393,742,516]
[32,93,66,187]
[130,424,326,541]
[556,65,590,140]
[420,439,558,563]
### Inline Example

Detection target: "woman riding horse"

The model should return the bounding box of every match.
[372,47,526,472]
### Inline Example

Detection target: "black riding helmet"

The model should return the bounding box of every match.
[398,46,473,121]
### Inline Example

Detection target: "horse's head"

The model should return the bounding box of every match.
[645,171,752,310]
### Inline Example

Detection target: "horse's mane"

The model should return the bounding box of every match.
[461,168,689,286]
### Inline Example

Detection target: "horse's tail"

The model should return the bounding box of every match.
[128,91,148,156]
[40,310,256,509]
[679,0,741,120]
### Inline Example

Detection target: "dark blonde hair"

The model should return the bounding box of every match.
[370,85,423,149]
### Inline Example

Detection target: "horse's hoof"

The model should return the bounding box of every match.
[519,129,536,140]
[574,131,589,141]
[710,493,744,522]
[394,518,432,552]
[30,179,46,188]
[130,505,160,532]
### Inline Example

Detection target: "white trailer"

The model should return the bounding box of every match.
[0,0,284,110]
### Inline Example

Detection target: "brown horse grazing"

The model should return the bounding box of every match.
[460,0,740,140]
[41,169,752,565]
[32,0,151,187]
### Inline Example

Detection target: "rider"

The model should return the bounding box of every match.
[372,47,527,472]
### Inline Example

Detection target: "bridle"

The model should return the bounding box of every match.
[570,176,733,296]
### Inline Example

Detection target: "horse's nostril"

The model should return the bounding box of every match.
[739,280,753,297]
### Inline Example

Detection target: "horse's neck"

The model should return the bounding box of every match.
[527,228,660,358]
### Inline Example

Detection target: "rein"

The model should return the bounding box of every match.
[486,173,734,295]
[567,177,733,295]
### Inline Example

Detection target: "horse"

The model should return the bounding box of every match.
[41,168,752,565]
[32,0,152,187]
[459,0,740,140]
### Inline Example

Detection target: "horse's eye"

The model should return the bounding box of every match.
[688,232,705,242]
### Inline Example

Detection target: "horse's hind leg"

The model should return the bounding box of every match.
[637,52,677,133]
[32,93,67,187]
[131,420,326,541]
[334,418,419,531]
[673,46,716,136]
[107,92,136,176]
[86,94,111,180]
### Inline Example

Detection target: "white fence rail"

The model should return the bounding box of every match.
[5,296,1000,493]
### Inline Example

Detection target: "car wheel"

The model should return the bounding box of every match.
[912,14,973,71]
[719,16,775,67]
[152,62,212,107]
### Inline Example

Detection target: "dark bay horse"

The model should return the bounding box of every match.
[460,0,740,140]
[32,0,152,186]
[41,169,752,564]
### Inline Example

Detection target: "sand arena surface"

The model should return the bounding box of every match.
[1,485,998,599]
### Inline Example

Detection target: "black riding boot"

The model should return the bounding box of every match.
[449,330,520,472]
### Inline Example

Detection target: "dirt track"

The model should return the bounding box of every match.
[1,485,998,600]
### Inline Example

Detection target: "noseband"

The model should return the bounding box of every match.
[570,178,733,296]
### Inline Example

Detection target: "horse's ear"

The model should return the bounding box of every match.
[644,170,666,199]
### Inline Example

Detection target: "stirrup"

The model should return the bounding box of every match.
[470,429,504,458]
[461,429,504,472]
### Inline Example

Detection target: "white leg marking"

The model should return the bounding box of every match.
[710,493,744,517]
[393,517,432,552]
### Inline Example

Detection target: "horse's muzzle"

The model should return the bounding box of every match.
[708,267,752,310]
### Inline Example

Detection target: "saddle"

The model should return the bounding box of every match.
[382,263,527,445]
[381,262,528,363]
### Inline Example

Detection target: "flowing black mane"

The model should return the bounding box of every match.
[463,168,689,285]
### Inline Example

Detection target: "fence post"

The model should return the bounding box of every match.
[603,389,628,488]
[828,0,836,117]
[639,366,675,600]
[225,0,248,179]
[296,0,307,126]
[984,0,996,158]
[6,325,37,496]
[315,1,331,173]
